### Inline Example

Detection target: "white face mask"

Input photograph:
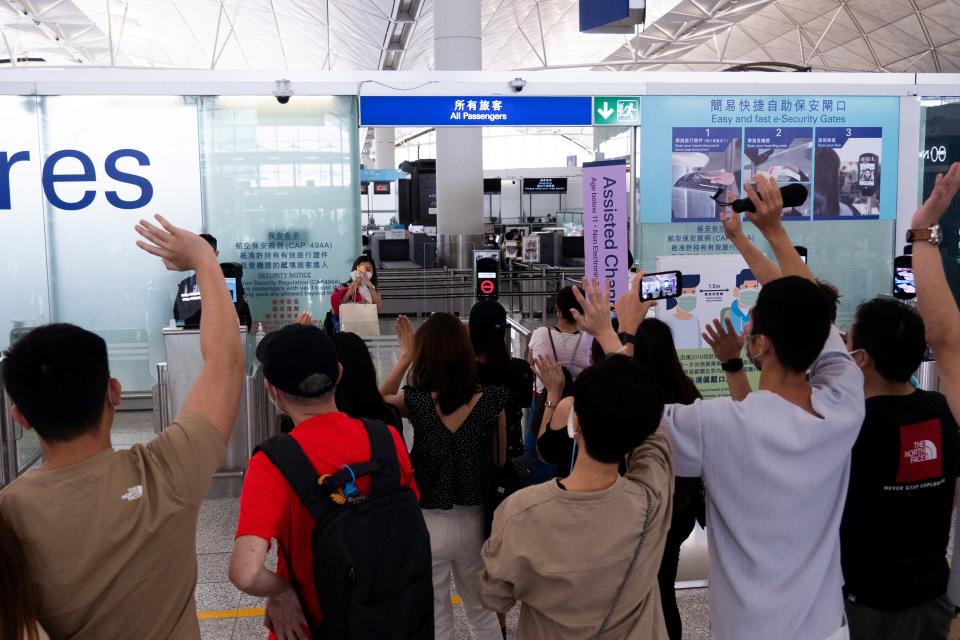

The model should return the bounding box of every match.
[268,389,286,415]
[567,409,578,439]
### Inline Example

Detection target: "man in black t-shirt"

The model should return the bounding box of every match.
[173,233,252,329]
[841,298,960,640]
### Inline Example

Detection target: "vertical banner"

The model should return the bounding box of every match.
[583,159,628,304]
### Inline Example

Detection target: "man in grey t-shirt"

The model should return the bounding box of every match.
[580,176,863,640]
[666,176,864,640]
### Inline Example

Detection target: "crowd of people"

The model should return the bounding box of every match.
[3,167,960,640]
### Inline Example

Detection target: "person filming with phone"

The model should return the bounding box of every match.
[329,256,383,332]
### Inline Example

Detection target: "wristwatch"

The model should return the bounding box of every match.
[544,399,558,409]
[906,224,942,246]
[721,358,744,373]
[618,332,639,345]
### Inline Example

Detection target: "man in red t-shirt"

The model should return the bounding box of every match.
[229,324,417,639]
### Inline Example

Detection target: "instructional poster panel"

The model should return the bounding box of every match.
[654,254,761,398]
[640,96,900,223]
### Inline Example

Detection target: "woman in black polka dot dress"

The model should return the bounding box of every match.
[384,312,507,640]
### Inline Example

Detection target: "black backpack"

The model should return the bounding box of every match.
[254,419,433,639]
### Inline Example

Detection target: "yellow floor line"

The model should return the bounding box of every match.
[197,608,265,620]
[197,596,462,621]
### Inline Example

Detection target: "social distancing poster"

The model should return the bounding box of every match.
[655,254,762,398]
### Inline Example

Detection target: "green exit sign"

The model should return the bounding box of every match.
[593,96,640,126]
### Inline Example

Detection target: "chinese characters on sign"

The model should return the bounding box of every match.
[664,224,757,255]
[235,230,342,331]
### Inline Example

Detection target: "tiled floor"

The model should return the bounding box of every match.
[104,410,714,639]
[193,497,713,640]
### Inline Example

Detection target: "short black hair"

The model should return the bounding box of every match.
[573,356,663,464]
[200,233,217,251]
[817,279,841,323]
[851,298,926,382]
[750,276,832,373]
[555,286,583,323]
[2,324,110,442]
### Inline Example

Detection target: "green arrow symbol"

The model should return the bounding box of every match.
[597,101,614,120]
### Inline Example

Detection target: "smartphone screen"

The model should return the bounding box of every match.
[794,245,808,265]
[893,255,915,300]
[224,277,238,303]
[640,270,682,301]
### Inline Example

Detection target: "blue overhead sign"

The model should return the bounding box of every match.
[359,96,593,127]
[579,0,628,33]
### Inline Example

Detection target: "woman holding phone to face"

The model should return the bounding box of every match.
[330,256,383,329]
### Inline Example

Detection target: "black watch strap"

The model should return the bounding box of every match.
[721,358,744,372]
[618,332,638,345]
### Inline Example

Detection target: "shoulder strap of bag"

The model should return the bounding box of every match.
[548,327,583,370]
[595,489,655,640]
[360,418,401,494]
[547,327,559,361]
[569,331,585,370]
[313,418,400,497]
[254,434,328,522]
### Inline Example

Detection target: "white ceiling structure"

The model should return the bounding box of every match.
[3,0,959,74]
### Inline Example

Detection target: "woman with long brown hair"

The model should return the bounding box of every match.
[0,513,48,640]
[382,313,507,640]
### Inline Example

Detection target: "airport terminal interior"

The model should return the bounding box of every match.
[4,1,960,639]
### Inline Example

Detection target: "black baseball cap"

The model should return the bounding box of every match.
[256,324,339,398]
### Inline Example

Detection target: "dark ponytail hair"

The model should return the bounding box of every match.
[468,300,511,383]
[640,318,701,405]
[0,514,40,640]
[555,286,583,323]
[331,332,392,421]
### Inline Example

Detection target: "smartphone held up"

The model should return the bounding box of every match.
[639,270,683,302]
[893,255,915,300]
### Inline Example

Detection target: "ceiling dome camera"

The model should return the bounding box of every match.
[273,79,293,105]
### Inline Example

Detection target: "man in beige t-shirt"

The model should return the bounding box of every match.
[480,355,673,640]
[0,215,245,640]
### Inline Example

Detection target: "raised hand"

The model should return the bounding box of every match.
[294,312,314,326]
[615,272,655,336]
[135,214,217,271]
[703,318,744,363]
[534,354,566,398]
[396,314,416,359]
[743,173,784,236]
[913,162,960,228]
[720,199,745,243]
[570,278,614,338]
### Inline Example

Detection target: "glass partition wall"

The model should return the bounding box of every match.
[0,95,360,394]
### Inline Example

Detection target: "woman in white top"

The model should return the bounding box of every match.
[524,285,593,482]
[527,285,593,389]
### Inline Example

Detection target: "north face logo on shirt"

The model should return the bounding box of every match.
[121,485,143,502]
[897,419,942,483]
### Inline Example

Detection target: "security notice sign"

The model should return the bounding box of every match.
[582,159,628,306]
